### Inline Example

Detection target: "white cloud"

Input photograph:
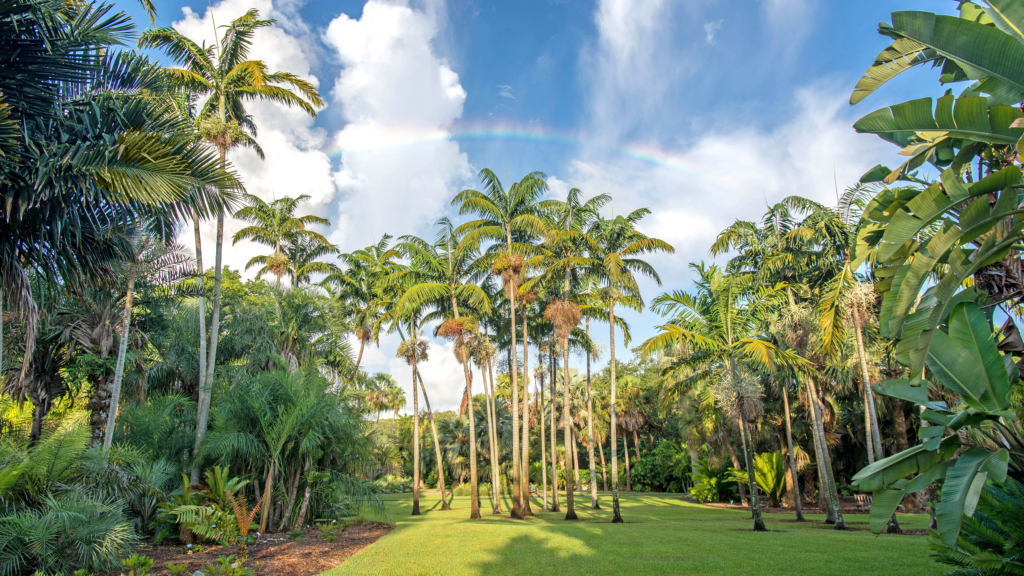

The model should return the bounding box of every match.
[497,84,515,99]
[320,1,475,411]
[323,1,472,250]
[171,0,335,277]
[704,19,723,44]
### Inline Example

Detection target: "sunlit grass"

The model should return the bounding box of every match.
[323,491,943,576]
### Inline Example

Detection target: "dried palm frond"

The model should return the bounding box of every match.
[396,337,429,365]
[544,299,581,345]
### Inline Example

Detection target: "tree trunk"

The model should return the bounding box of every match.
[103,259,138,451]
[294,464,314,531]
[198,146,227,479]
[807,378,847,529]
[585,318,599,509]
[419,372,450,510]
[539,365,548,511]
[571,426,581,491]
[29,401,46,447]
[609,301,623,523]
[623,433,632,492]
[549,341,559,512]
[280,462,303,530]
[354,338,365,375]
[508,294,522,520]
[633,430,641,461]
[191,211,209,484]
[562,338,577,520]
[521,311,532,515]
[462,357,480,520]
[485,357,501,513]
[892,399,910,452]
[782,384,804,521]
[412,360,421,516]
[259,462,275,533]
[479,362,496,513]
[738,417,767,532]
[852,307,884,460]
[599,440,608,491]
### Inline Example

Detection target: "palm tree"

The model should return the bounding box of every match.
[232,193,333,289]
[397,332,428,515]
[285,235,340,288]
[140,10,324,482]
[640,264,816,531]
[588,210,674,523]
[452,169,548,518]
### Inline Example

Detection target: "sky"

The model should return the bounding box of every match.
[116,0,949,413]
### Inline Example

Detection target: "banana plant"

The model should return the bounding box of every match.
[849,164,1024,544]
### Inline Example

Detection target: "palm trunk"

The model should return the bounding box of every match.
[807,378,847,529]
[808,394,833,520]
[259,462,275,533]
[562,338,577,520]
[508,296,522,519]
[623,433,632,492]
[586,318,599,509]
[412,359,421,516]
[479,362,497,513]
[198,146,227,477]
[103,258,138,451]
[191,212,209,483]
[462,357,480,520]
[485,357,501,513]
[417,372,449,510]
[599,440,608,491]
[280,462,303,530]
[724,441,748,505]
[852,307,883,460]
[609,300,622,523]
[633,430,641,461]
[549,340,559,511]
[294,461,314,530]
[520,310,532,515]
[782,383,804,521]
[571,426,581,491]
[354,338,366,375]
[738,416,766,531]
[539,367,548,511]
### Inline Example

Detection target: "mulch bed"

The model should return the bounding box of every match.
[139,522,393,576]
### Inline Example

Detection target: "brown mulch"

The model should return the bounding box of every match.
[140,522,393,576]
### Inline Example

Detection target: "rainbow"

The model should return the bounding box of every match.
[324,121,701,175]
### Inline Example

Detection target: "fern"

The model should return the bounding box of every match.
[930,478,1024,576]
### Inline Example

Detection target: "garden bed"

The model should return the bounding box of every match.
[138,522,393,576]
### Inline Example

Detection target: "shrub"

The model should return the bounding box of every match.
[199,555,253,576]
[121,553,155,576]
[930,477,1024,575]
[690,457,737,503]
[0,492,138,575]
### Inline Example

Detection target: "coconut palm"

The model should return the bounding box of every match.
[140,10,324,481]
[587,210,674,523]
[452,169,548,518]
[232,193,333,289]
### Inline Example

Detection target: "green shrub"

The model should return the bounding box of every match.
[0,492,138,576]
[121,553,155,576]
[690,457,737,503]
[930,477,1024,575]
[199,555,253,576]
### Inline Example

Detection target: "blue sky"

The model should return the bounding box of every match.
[116,0,948,411]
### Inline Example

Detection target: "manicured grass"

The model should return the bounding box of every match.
[321,491,944,576]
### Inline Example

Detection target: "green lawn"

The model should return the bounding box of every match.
[322,491,945,576]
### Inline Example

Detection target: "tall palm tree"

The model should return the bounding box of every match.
[452,169,548,519]
[640,264,816,531]
[397,331,428,515]
[285,235,340,288]
[588,210,674,523]
[140,10,324,482]
[232,193,333,289]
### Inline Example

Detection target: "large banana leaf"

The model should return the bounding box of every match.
[851,435,960,493]
[984,0,1024,46]
[853,95,1023,148]
[935,447,1009,546]
[885,10,1024,103]
[850,38,938,105]
[925,303,1011,412]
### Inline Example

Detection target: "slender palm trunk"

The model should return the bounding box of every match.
[462,356,480,520]
[562,337,577,520]
[852,307,883,460]
[486,357,502,513]
[539,368,548,511]
[586,318,599,509]
[738,415,766,532]
[508,298,523,519]
[808,395,833,518]
[572,426,581,491]
[521,311,532,515]
[807,378,847,529]
[354,338,366,374]
[724,441,747,505]
[412,360,421,516]
[609,300,623,523]
[599,440,608,491]
[623,433,632,492]
[294,460,314,531]
[782,384,804,521]
[190,213,209,483]
[549,341,559,511]
[415,369,449,510]
[480,362,498,513]
[633,430,641,460]
[103,259,138,451]
[259,462,275,533]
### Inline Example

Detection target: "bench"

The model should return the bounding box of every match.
[855,494,872,512]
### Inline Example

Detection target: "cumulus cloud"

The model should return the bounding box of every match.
[322,1,475,412]
[170,0,335,276]
[704,19,723,44]
[497,84,515,99]
[323,1,473,251]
